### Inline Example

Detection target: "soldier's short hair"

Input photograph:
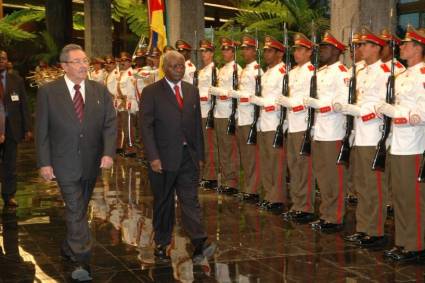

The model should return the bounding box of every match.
[59,44,84,63]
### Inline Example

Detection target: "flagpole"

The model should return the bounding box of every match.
[163,0,170,46]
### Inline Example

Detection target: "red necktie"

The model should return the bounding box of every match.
[174,85,183,110]
[73,84,84,122]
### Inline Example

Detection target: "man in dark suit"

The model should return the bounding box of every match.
[140,50,216,263]
[0,50,32,208]
[36,44,116,281]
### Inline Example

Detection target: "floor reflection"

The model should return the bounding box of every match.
[0,144,424,282]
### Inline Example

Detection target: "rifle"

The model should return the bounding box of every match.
[371,35,396,171]
[336,28,357,166]
[227,38,238,135]
[206,27,217,129]
[193,30,199,87]
[299,23,319,156]
[247,30,262,145]
[272,23,290,148]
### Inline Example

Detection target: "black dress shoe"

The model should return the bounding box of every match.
[243,193,260,203]
[200,180,218,190]
[154,245,170,261]
[292,212,316,224]
[223,186,238,195]
[193,242,217,264]
[312,220,343,233]
[391,249,425,263]
[357,235,388,248]
[265,202,284,214]
[384,246,403,259]
[343,232,366,243]
[216,186,226,193]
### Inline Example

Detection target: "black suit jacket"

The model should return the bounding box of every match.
[3,72,31,142]
[35,77,117,182]
[140,78,204,171]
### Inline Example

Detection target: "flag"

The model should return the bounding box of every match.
[147,0,167,54]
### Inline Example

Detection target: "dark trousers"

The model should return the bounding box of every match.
[1,137,18,201]
[58,178,97,265]
[148,146,206,246]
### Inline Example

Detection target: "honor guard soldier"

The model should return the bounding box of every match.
[134,48,147,69]
[305,32,349,232]
[90,57,106,84]
[104,55,122,152]
[228,35,263,202]
[198,39,219,190]
[209,37,242,194]
[377,26,425,263]
[250,36,287,213]
[145,47,162,84]
[335,28,390,247]
[117,52,138,157]
[176,40,196,84]
[276,33,316,223]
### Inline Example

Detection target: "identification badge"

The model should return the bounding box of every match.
[11,92,20,102]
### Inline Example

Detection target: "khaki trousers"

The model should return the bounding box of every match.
[258,131,287,203]
[312,140,346,224]
[201,118,219,181]
[287,131,315,213]
[352,146,387,236]
[236,125,261,194]
[391,154,425,251]
[215,118,240,188]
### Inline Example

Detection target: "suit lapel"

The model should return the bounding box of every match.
[83,79,95,126]
[181,82,192,112]
[58,77,81,127]
[160,79,180,110]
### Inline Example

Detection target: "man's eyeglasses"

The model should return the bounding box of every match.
[63,58,90,65]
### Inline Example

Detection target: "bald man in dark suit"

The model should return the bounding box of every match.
[140,50,216,263]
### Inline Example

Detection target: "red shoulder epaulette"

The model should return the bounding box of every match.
[254,64,260,70]
[380,64,390,73]
[338,65,347,72]
[128,71,132,76]
[308,65,315,71]
[420,66,425,74]
[395,61,404,69]
[188,62,193,67]
[279,66,286,74]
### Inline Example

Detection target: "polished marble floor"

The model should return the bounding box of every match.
[0,144,424,282]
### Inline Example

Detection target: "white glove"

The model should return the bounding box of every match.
[250,95,265,106]
[209,86,224,97]
[275,96,292,108]
[304,97,326,109]
[341,104,361,117]
[228,89,240,98]
[410,112,422,126]
[376,102,396,118]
